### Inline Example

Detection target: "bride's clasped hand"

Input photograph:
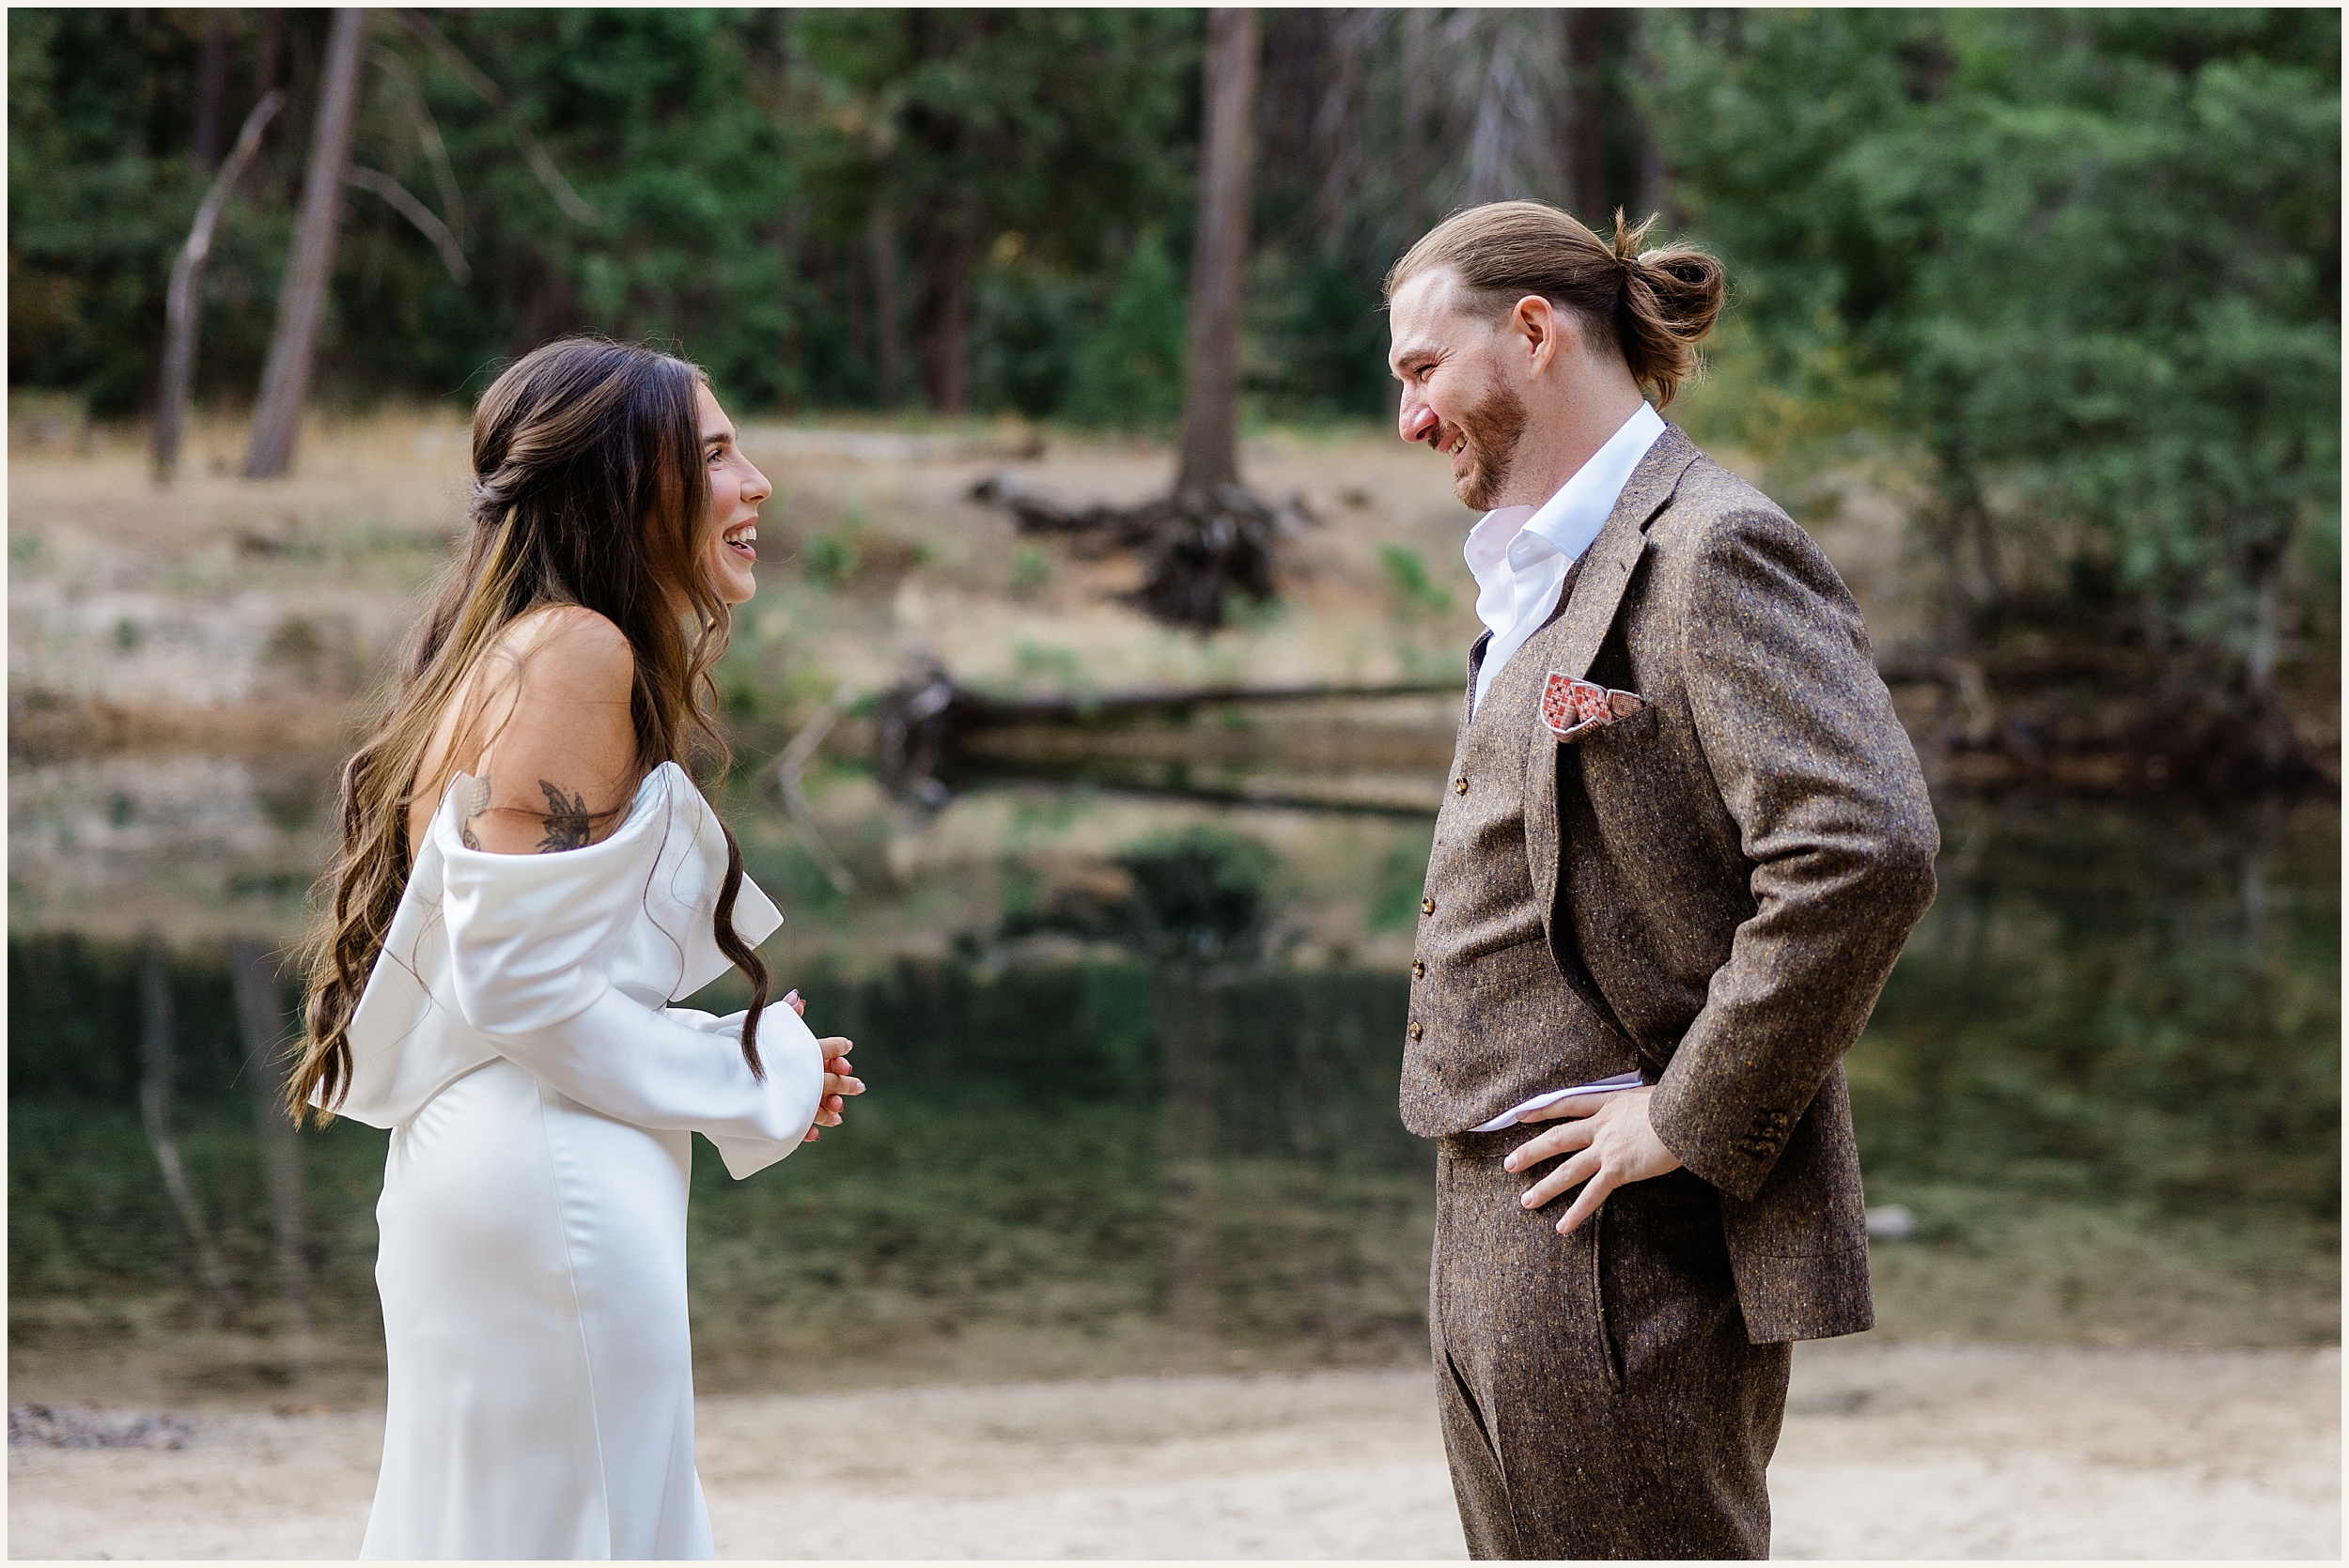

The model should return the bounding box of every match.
[786,987,863,1141]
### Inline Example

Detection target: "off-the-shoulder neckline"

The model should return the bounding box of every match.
[428,759,691,859]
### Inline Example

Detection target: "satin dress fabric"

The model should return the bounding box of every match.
[328,762,825,1560]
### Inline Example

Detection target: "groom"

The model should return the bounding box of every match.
[1386,201,1939,1559]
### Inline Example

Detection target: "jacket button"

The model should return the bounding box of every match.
[1454,776,1468,796]
[1411,960,1425,980]
[1409,1020,1424,1042]
[1421,896,1437,916]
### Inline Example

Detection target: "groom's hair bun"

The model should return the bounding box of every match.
[1386,201,1726,410]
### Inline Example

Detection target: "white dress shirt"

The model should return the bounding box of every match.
[1464,401,1666,716]
[1457,402,1669,1133]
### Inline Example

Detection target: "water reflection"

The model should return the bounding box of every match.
[7,753,334,939]
[6,749,2338,1401]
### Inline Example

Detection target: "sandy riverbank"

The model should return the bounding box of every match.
[8,1340,2337,1560]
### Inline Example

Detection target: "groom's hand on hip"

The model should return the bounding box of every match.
[1503,1086,1683,1236]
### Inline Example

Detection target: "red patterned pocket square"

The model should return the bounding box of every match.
[1541,672,1646,740]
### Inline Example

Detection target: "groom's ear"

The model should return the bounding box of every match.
[1512,294,1575,377]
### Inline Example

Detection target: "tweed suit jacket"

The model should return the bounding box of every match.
[1408,423,1939,1343]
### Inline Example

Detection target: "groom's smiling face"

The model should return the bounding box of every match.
[1389,269,1532,512]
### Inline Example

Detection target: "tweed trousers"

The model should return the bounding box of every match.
[1430,1129,1790,1560]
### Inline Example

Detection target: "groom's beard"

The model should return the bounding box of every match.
[1453,378,1528,511]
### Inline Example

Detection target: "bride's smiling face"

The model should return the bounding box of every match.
[695,382,770,605]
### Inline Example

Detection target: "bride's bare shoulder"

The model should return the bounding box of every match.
[458,607,641,853]
[494,603,635,691]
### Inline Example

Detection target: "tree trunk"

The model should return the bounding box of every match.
[242,7,366,479]
[1398,9,1431,240]
[1561,10,1663,223]
[1561,9,1609,219]
[869,202,904,410]
[139,936,241,1328]
[192,11,236,172]
[231,939,314,1386]
[154,91,284,482]
[1174,8,1260,502]
[912,216,973,416]
[257,9,288,101]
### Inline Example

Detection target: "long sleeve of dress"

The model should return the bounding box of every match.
[433,779,823,1180]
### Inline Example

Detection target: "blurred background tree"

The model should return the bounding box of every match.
[1647,9,2341,701]
[8,7,2338,692]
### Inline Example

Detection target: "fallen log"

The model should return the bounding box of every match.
[871,664,1457,805]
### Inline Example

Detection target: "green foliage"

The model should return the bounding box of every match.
[8,9,1198,418]
[969,251,1095,421]
[1243,244,1396,423]
[1377,544,1455,617]
[1645,9,2341,669]
[1007,544,1053,598]
[1011,640,1087,689]
[8,9,244,415]
[801,527,861,592]
[1066,231,1190,428]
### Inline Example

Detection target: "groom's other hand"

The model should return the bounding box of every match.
[1503,1087,1682,1236]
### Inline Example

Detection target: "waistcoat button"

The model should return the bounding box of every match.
[1411,960,1425,979]
[1453,776,1468,796]
[1421,896,1437,916]
[1409,1020,1423,1042]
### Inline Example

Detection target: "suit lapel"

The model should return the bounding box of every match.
[1543,424,1700,682]
[1525,426,1699,992]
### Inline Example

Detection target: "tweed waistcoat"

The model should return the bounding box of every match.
[1399,582,1638,1135]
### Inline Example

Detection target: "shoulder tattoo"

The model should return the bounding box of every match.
[536,780,592,853]
[460,774,491,851]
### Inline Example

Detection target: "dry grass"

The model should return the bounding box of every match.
[8,408,1500,729]
[8,403,1925,734]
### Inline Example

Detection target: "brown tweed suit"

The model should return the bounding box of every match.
[1405,425,1939,1558]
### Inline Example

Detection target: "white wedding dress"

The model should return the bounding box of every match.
[329,762,826,1559]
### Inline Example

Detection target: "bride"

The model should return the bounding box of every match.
[286,337,863,1559]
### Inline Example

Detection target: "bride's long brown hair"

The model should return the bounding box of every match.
[288,337,770,1123]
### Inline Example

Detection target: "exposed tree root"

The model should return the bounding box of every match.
[971,474,1314,630]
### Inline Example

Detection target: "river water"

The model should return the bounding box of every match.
[7,750,2338,1402]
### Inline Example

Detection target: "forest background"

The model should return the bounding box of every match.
[9,5,2341,770]
[6,14,2343,1521]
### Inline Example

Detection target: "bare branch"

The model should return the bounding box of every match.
[391,8,600,225]
[153,89,285,481]
[370,42,465,243]
[765,678,862,894]
[348,163,472,284]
